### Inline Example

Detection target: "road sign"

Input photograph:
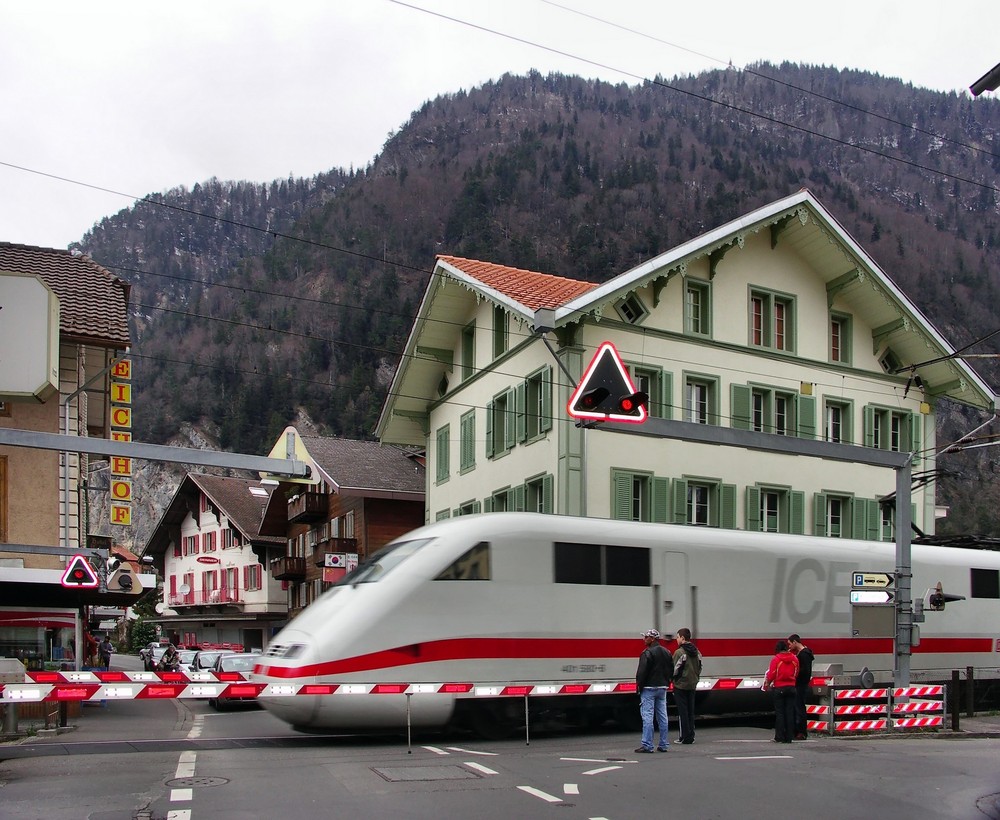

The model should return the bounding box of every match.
[61,554,100,588]
[567,341,647,423]
[852,572,894,589]
[850,589,895,605]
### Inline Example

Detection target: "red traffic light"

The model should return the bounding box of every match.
[61,554,100,588]
[618,391,649,414]
[576,386,610,410]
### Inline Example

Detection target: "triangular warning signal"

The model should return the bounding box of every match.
[567,341,648,423]
[61,554,100,588]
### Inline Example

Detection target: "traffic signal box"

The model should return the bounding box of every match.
[567,342,648,423]
[61,554,100,588]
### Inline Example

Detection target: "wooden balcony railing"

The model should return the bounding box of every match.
[287,492,327,523]
[313,537,359,566]
[271,555,307,581]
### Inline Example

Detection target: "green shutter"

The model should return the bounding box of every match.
[814,494,827,537]
[909,412,922,465]
[651,477,670,523]
[866,498,880,541]
[851,498,867,540]
[513,483,526,512]
[542,474,554,514]
[515,381,527,443]
[720,484,736,529]
[731,385,751,430]
[540,367,553,433]
[485,401,494,459]
[745,486,761,531]
[863,405,876,448]
[483,496,494,513]
[790,491,805,535]
[672,478,688,523]
[796,395,816,439]
[504,389,516,450]
[612,471,632,520]
[662,371,673,420]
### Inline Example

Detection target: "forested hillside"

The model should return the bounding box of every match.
[73,63,1000,537]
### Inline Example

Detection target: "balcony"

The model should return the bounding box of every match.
[287,491,327,523]
[313,537,359,566]
[168,588,243,607]
[271,555,307,581]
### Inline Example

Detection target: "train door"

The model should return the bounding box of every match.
[660,551,691,635]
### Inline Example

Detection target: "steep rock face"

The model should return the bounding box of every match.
[74,65,1000,536]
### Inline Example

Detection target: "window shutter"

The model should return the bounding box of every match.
[909,412,922,465]
[671,478,688,524]
[504,389,516,450]
[790,491,805,535]
[515,381,527,443]
[242,566,248,590]
[863,405,876,448]
[851,498,867,540]
[485,401,494,459]
[612,471,632,520]
[483,496,493,513]
[651,477,670,523]
[541,474,554,513]
[540,366,553,433]
[513,483,526,512]
[796,395,816,439]
[473,500,482,514]
[721,483,737,529]
[814,494,827,537]
[745,486,761,531]
[731,385,751,429]
[662,371,673,420]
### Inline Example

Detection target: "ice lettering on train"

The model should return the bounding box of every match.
[771,558,853,625]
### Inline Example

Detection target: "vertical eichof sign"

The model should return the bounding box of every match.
[109,359,133,528]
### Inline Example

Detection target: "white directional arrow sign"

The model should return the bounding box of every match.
[852,572,895,589]
[850,589,895,605]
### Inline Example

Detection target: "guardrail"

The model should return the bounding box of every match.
[805,685,946,734]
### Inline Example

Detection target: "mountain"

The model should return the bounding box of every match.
[72,63,1000,541]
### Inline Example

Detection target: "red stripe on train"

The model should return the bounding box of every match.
[254,635,995,679]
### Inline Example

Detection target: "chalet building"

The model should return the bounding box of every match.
[376,190,996,536]
[143,474,288,651]
[265,427,425,619]
[0,243,137,673]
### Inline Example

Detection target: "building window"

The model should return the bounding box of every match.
[459,411,476,473]
[521,366,553,440]
[881,504,894,542]
[865,407,919,454]
[244,564,262,591]
[629,365,670,419]
[493,305,507,359]
[486,389,515,458]
[0,401,10,418]
[814,493,855,538]
[461,321,475,381]
[685,279,711,336]
[750,387,795,435]
[614,293,649,324]
[688,483,709,525]
[435,424,450,483]
[344,511,355,539]
[222,529,235,549]
[435,508,451,521]
[183,535,198,556]
[746,486,804,534]
[674,479,736,528]
[456,500,481,516]
[555,542,651,586]
[684,374,718,425]
[524,473,554,514]
[612,470,669,522]
[486,487,511,512]
[825,400,852,444]
[749,289,795,352]
[830,313,852,364]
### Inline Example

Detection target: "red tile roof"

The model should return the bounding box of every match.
[0,242,130,348]
[437,255,597,311]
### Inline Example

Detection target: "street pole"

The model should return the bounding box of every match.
[894,459,913,689]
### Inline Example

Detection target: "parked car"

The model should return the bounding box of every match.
[191,648,236,672]
[175,649,198,674]
[139,642,170,672]
[208,653,262,710]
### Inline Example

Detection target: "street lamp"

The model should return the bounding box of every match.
[970,61,1000,97]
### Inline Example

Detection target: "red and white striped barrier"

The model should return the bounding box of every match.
[806,684,946,734]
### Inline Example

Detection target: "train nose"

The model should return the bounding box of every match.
[254,638,321,727]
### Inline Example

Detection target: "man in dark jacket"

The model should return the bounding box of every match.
[635,629,673,753]
[788,634,815,740]
[672,628,702,745]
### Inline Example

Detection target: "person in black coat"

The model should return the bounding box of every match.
[788,634,815,740]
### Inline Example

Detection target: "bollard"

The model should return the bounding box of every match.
[1,703,17,735]
[951,670,960,731]
[965,666,975,718]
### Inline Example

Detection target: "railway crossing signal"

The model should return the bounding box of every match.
[567,342,648,423]
[61,554,99,588]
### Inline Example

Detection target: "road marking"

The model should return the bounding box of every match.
[175,762,196,778]
[186,715,203,740]
[170,788,193,802]
[422,745,448,755]
[166,812,192,820]
[564,784,580,795]
[446,746,498,756]
[715,755,794,760]
[518,786,562,803]
[583,766,622,776]
[560,757,636,764]
[179,751,197,764]
[464,761,499,775]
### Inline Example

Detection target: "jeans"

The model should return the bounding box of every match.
[674,687,696,743]
[639,687,670,750]
[772,686,797,742]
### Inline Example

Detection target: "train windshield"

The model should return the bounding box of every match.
[334,537,435,586]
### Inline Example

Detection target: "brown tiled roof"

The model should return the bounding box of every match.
[189,474,284,545]
[437,255,598,311]
[0,242,130,348]
[301,436,425,496]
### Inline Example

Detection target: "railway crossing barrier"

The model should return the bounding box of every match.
[805,684,946,734]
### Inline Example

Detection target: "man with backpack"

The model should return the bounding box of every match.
[672,627,702,745]
[634,629,673,753]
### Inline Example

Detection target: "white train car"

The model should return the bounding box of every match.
[254,513,1000,733]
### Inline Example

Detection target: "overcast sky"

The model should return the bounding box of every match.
[2,0,998,250]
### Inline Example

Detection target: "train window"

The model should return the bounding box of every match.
[334,538,434,586]
[971,568,999,599]
[435,542,491,580]
[554,542,650,586]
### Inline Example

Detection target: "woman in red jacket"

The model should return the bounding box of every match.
[763,639,799,743]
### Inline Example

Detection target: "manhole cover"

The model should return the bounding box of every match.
[373,766,480,782]
[166,777,230,788]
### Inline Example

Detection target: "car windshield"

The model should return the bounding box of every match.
[333,537,434,587]
[177,651,197,664]
[220,655,260,673]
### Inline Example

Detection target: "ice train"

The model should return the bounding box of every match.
[253,513,1000,733]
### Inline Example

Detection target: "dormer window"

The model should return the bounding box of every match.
[615,293,648,325]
